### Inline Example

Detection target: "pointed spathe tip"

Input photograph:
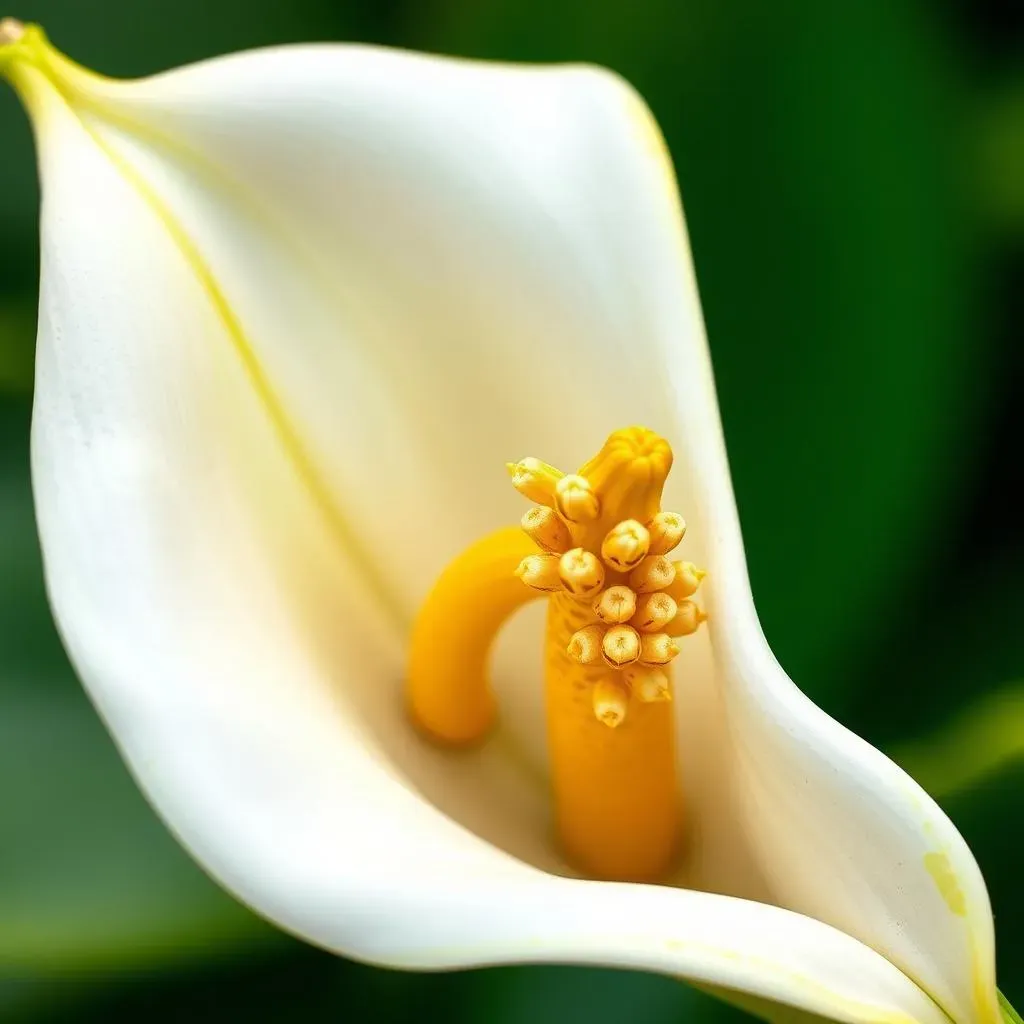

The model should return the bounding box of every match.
[0,18,25,45]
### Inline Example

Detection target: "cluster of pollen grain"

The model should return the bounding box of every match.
[509,454,706,729]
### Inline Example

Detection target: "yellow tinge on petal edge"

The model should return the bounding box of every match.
[408,427,706,881]
[0,19,42,94]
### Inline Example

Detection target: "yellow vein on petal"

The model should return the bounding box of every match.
[31,43,482,496]
[25,60,406,633]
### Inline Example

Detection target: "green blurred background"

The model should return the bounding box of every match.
[1,0,1021,1020]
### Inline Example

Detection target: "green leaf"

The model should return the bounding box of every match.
[977,76,1024,234]
[849,543,1024,752]
[0,977,41,1020]
[413,0,989,700]
[1001,991,1024,1024]
[891,683,1024,801]
[0,397,272,970]
[0,303,34,394]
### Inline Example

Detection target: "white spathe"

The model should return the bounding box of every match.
[2,31,1000,1024]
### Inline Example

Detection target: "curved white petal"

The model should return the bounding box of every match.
[5,31,999,1024]
[45,43,702,620]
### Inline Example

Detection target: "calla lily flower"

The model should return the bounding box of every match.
[0,20,1012,1024]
